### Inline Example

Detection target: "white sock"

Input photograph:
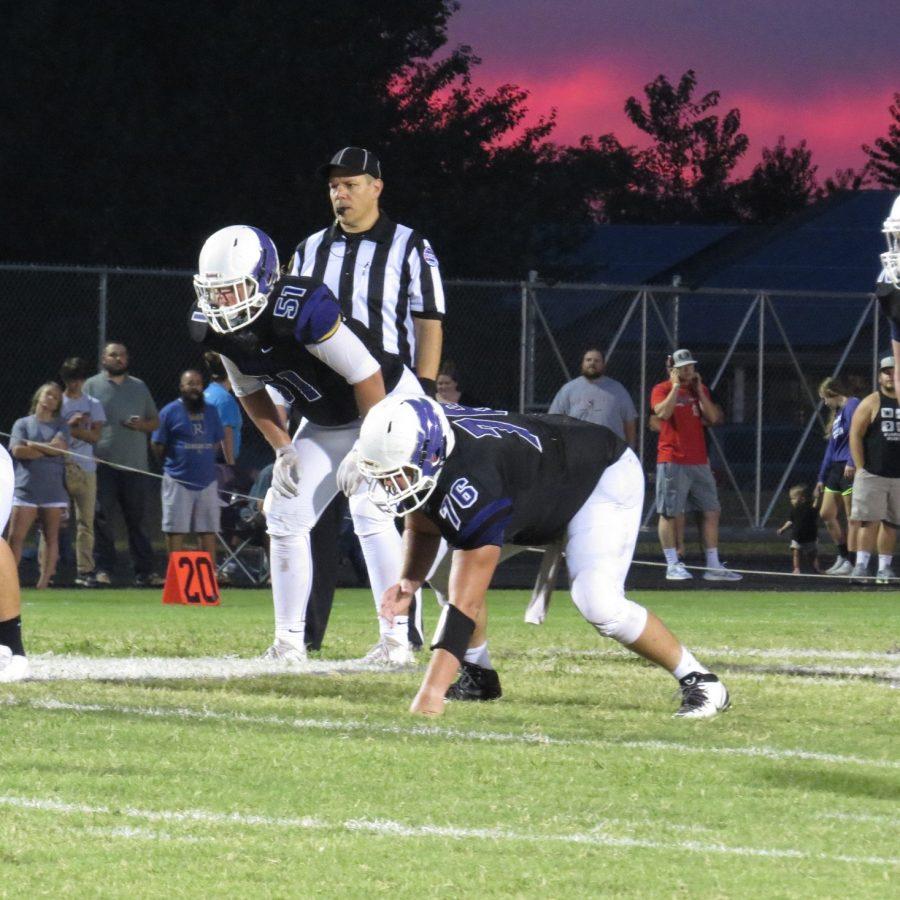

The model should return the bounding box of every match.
[673,646,710,681]
[879,554,892,570]
[706,548,722,570]
[386,615,409,645]
[663,547,679,566]
[856,550,871,568]
[464,641,492,669]
[269,532,311,639]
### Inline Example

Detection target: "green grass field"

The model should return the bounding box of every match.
[2,587,898,898]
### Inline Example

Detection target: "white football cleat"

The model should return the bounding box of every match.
[665,562,693,580]
[825,556,849,575]
[703,565,742,582]
[0,645,30,683]
[260,638,307,665]
[674,672,730,718]
[359,635,415,668]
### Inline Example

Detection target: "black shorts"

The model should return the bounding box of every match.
[823,461,853,494]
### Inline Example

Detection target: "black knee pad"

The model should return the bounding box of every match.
[430,604,475,664]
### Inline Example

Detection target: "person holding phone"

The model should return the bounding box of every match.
[650,348,741,582]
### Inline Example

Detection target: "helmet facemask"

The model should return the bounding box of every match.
[882,221,900,289]
[194,274,268,334]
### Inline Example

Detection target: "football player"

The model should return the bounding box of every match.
[191,225,423,665]
[0,442,28,682]
[359,395,731,719]
[878,194,900,400]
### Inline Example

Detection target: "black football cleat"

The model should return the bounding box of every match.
[674,672,730,719]
[446,662,503,702]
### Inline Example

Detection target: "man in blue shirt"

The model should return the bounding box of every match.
[202,351,240,465]
[152,370,225,563]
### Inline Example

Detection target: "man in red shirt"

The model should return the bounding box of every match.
[651,349,741,581]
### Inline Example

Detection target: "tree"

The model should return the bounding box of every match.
[0,0,461,266]
[863,92,900,188]
[376,47,638,277]
[616,70,749,222]
[735,137,819,222]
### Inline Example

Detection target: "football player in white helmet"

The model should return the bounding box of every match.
[878,194,900,398]
[191,225,424,666]
[360,395,730,719]
[0,443,29,682]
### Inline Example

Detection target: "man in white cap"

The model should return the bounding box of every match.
[650,349,741,581]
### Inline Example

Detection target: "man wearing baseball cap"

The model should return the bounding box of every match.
[847,355,900,583]
[288,147,446,653]
[650,349,741,582]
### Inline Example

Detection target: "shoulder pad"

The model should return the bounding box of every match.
[188,301,210,342]
[269,276,342,344]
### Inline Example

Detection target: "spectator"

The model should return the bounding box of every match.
[202,351,239,465]
[776,484,820,574]
[151,370,224,564]
[650,349,741,582]
[549,347,637,447]
[84,342,161,587]
[7,383,69,588]
[813,377,860,575]
[848,355,900,583]
[50,357,106,587]
[436,361,483,408]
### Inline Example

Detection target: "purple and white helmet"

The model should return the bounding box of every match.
[882,194,900,289]
[193,225,280,333]
[357,394,456,516]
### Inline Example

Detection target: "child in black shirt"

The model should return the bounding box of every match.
[777,484,820,574]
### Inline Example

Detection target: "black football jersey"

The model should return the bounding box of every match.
[420,405,628,549]
[189,275,404,426]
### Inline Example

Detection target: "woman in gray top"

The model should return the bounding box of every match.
[8,383,69,588]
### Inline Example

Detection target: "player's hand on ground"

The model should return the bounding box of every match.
[380,582,414,623]
[410,685,445,717]
[336,443,363,497]
[272,444,301,498]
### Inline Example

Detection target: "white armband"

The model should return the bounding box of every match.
[306,324,380,385]
[220,354,266,398]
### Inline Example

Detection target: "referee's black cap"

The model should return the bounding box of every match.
[318,147,382,180]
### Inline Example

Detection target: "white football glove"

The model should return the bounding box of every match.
[336,442,364,497]
[272,444,301,498]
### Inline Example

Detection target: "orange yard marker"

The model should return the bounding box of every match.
[162,551,221,606]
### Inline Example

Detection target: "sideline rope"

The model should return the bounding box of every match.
[0,429,260,503]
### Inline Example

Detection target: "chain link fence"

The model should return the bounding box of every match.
[0,264,884,532]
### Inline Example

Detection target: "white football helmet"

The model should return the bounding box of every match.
[881,194,900,288]
[357,395,456,516]
[193,225,280,333]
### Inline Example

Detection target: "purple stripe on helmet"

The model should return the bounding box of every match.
[248,226,279,293]
[406,398,446,477]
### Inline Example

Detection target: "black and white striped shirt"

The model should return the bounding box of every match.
[289,214,445,367]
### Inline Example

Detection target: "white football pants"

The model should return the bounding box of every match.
[426,448,648,646]
[263,366,423,645]
[0,444,13,535]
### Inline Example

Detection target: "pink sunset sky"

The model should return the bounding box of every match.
[446,0,896,178]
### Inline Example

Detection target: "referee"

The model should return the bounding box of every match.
[290,146,445,396]
[290,147,445,648]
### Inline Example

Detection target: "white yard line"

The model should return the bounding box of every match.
[7,697,899,771]
[531,646,900,663]
[0,795,895,868]
[18,654,416,681]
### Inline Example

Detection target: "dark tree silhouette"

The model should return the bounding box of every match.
[863,92,900,188]
[735,137,819,222]
[616,70,749,222]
